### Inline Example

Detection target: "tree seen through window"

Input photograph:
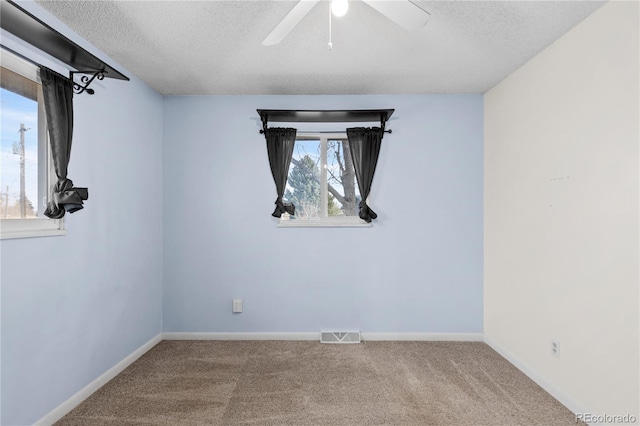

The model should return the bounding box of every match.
[284,137,361,220]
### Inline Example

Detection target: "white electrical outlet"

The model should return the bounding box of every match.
[551,340,560,358]
[232,299,243,313]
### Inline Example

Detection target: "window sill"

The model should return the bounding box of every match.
[1,218,66,240]
[1,228,67,240]
[278,219,371,228]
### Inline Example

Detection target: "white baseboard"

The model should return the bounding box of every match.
[34,333,162,426]
[483,336,588,421]
[162,332,320,340]
[362,332,483,341]
[162,332,483,342]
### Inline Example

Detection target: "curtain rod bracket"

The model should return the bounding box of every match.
[380,112,387,133]
[69,70,105,95]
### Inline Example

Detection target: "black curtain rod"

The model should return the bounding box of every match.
[259,129,392,134]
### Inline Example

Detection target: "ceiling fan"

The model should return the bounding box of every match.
[262,0,431,46]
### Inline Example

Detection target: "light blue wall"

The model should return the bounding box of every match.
[163,95,483,333]
[0,2,163,425]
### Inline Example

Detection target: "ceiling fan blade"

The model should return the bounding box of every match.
[362,0,430,32]
[262,0,320,46]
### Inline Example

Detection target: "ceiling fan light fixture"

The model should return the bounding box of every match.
[331,0,348,17]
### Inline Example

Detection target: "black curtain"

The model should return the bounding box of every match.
[346,127,384,223]
[265,127,297,217]
[40,67,88,219]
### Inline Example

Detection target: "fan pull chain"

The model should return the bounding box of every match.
[328,2,333,51]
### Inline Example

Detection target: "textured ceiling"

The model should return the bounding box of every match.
[36,0,605,95]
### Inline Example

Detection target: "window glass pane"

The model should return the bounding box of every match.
[285,139,321,220]
[327,139,360,217]
[1,87,39,219]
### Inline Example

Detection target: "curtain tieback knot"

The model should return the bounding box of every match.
[359,200,377,223]
[272,197,295,218]
[44,178,89,219]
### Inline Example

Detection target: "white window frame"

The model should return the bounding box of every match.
[0,49,65,239]
[279,132,371,228]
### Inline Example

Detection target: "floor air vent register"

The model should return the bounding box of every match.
[320,331,361,344]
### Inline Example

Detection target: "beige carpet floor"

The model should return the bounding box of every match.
[55,341,582,425]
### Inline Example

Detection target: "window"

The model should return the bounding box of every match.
[280,133,369,227]
[0,49,64,239]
